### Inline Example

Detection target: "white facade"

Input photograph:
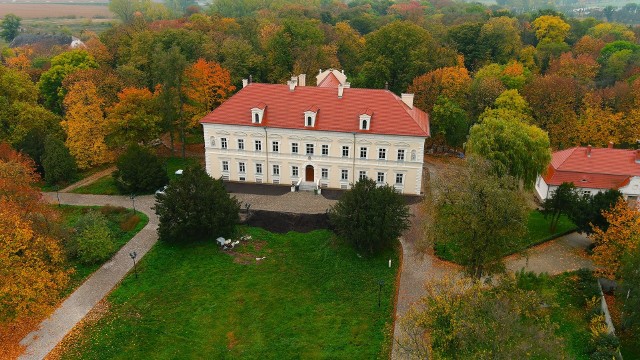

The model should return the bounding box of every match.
[536,174,640,202]
[203,124,426,195]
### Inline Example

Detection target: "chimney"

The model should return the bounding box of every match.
[401,93,414,109]
[319,69,322,74]
[287,80,296,92]
[384,81,388,90]
[249,75,253,84]
[343,82,351,88]
[636,150,640,164]
[587,145,592,157]
[608,141,614,149]
[338,84,344,98]
[298,74,306,87]
[242,79,248,88]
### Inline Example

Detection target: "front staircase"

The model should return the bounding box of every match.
[298,181,317,192]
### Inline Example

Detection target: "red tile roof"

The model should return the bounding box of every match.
[317,72,342,88]
[543,147,640,189]
[201,83,430,137]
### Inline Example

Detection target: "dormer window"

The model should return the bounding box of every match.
[359,109,373,130]
[251,103,266,124]
[304,107,318,127]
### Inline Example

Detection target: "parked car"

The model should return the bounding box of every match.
[155,185,168,195]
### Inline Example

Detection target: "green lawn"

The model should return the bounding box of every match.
[435,210,577,262]
[71,157,199,195]
[59,227,399,359]
[58,205,149,295]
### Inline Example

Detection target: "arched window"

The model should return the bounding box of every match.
[254,113,259,123]
[361,120,368,130]
[307,116,312,126]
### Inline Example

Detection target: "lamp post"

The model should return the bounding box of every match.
[378,279,385,308]
[129,251,138,279]
[55,185,61,207]
[130,194,136,213]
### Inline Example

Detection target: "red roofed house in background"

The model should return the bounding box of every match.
[200,70,430,195]
[535,143,640,203]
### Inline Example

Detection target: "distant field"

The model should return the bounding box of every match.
[0,4,112,19]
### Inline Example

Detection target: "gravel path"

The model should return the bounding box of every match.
[59,166,116,193]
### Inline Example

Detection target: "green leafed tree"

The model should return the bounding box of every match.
[426,157,529,278]
[466,115,551,189]
[568,189,622,235]
[41,134,77,186]
[542,182,579,233]
[430,96,469,149]
[0,14,21,42]
[113,144,168,195]
[329,178,410,255]
[155,165,240,242]
[69,210,115,265]
[618,247,640,333]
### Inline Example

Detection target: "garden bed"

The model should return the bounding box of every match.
[435,210,577,262]
[55,227,399,359]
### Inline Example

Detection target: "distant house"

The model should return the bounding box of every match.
[200,69,430,195]
[9,34,86,49]
[536,144,640,203]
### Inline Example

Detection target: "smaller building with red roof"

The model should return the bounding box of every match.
[200,71,430,195]
[535,145,640,203]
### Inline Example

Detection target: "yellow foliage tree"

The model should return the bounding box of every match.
[591,199,640,279]
[408,63,471,113]
[579,93,639,147]
[532,15,571,44]
[61,81,111,169]
[183,58,235,129]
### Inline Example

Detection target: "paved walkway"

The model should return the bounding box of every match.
[59,166,115,193]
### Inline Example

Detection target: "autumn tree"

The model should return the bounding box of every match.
[466,114,551,189]
[548,53,600,85]
[408,63,471,114]
[106,87,161,147]
[38,50,99,114]
[183,59,235,128]
[61,81,111,169]
[0,144,69,321]
[578,93,639,147]
[478,17,522,64]
[591,199,640,280]
[425,157,529,278]
[532,15,570,44]
[397,275,566,359]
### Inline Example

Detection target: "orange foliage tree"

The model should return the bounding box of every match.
[578,93,639,147]
[183,59,235,129]
[0,144,69,322]
[408,61,471,113]
[106,87,161,147]
[591,199,640,279]
[61,81,111,169]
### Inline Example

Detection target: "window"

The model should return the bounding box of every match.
[273,164,280,176]
[359,114,371,130]
[361,120,368,130]
[238,139,244,150]
[378,148,386,160]
[377,172,385,183]
[256,163,262,174]
[292,166,299,177]
[254,113,259,123]
[397,149,405,161]
[254,140,262,151]
[359,171,367,180]
[272,141,279,152]
[321,145,329,156]
[306,116,312,126]
[222,161,229,172]
[395,173,404,184]
[292,143,298,154]
[221,138,227,149]
[306,143,314,155]
[239,162,246,173]
[342,146,349,157]
[321,168,328,179]
[360,147,367,159]
[341,169,349,181]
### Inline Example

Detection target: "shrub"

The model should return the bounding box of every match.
[120,214,140,231]
[69,211,114,264]
[155,165,240,243]
[113,144,168,194]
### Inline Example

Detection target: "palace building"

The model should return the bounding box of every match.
[200,70,430,195]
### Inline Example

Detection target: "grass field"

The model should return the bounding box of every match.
[72,157,200,195]
[58,205,149,295]
[435,210,577,262]
[0,4,112,19]
[58,227,399,359]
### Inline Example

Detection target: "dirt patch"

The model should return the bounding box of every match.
[244,210,330,233]
[46,300,111,360]
[226,331,239,350]
[227,240,268,265]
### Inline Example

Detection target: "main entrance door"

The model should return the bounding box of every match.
[305,165,314,181]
